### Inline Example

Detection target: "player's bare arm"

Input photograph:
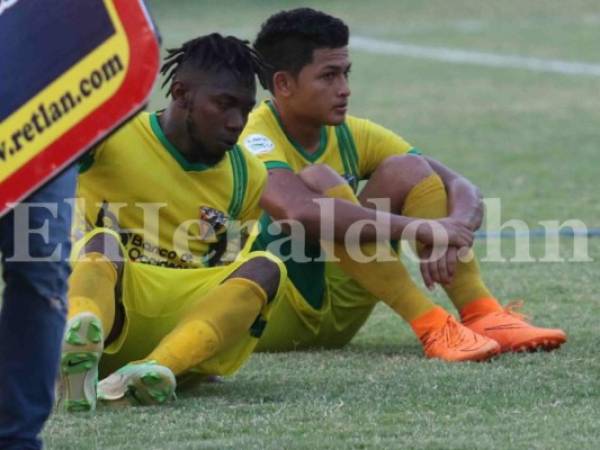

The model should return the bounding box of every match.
[414,157,484,287]
[426,157,484,232]
[260,167,474,249]
[246,7,566,363]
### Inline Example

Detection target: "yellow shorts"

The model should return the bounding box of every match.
[73,228,287,377]
[256,262,378,351]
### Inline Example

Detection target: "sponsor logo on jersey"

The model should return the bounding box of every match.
[243,133,274,155]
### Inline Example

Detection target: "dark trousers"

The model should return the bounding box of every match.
[0,166,77,449]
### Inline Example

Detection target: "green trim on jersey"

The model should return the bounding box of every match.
[335,123,360,191]
[227,146,247,219]
[265,161,293,171]
[266,101,328,163]
[341,123,359,175]
[150,112,212,172]
[408,147,423,155]
[253,213,325,309]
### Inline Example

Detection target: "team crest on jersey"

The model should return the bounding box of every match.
[199,206,229,241]
[243,133,274,155]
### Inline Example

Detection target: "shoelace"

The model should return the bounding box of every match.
[424,316,469,350]
[501,300,529,322]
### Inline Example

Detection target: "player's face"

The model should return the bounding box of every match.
[186,70,256,164]
[290,47,351,126]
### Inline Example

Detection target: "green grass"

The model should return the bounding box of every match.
[45,240,600,449]
[11,0,600,448]
[145,0,600,226]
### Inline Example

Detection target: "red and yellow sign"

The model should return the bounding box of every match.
[0,0,160,216]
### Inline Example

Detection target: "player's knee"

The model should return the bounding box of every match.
[248,256,281,301]
[379,154,433,188]
[231,255,283,302]
[82,230,124,273]
[298,164,346,194]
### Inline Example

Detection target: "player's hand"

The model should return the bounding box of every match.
[452,197,484,232]
[419,246,459,290]
[416,218,474,249]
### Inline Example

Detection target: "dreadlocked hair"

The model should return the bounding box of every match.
[160,33,269,97]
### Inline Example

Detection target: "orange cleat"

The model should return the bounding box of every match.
[463,300,567,353]
[417,312,501,362]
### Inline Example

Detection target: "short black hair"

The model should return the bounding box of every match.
[254,8,349,92]
[160,33,268,97]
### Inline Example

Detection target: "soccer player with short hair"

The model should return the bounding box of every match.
[238,8,566,361]
[60,33,287,411]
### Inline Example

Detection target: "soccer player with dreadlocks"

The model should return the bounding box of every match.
[59,33,287,411]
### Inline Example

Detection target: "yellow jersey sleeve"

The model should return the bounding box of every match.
[346,115,420,178]
[242,132,291,171]
[239,102,294,171]
[78,112,143,173]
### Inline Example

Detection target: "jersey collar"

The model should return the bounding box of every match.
[149,111,214,172]
[265,100,328,163]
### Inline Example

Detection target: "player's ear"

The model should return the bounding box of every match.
[170,80,190,108]
[273,71,294,98]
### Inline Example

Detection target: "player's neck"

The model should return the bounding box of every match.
[158,108,204,164]
[272,100,322,154]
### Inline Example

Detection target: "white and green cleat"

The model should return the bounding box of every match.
[98,361,176,406]
[59,312,103,412]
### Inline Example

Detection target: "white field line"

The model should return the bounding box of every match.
[350,35,600,76]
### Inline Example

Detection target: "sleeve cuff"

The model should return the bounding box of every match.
[265,160,293,171]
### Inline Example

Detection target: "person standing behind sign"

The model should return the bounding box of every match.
[0,166,77,450]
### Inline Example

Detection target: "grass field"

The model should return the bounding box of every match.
[21,0,600,448]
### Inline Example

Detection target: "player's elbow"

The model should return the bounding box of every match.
[462,177,483,200]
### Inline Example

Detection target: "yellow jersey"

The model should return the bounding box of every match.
[76,111,267,268]
[239,100,420,190]
[240,101,421,309]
